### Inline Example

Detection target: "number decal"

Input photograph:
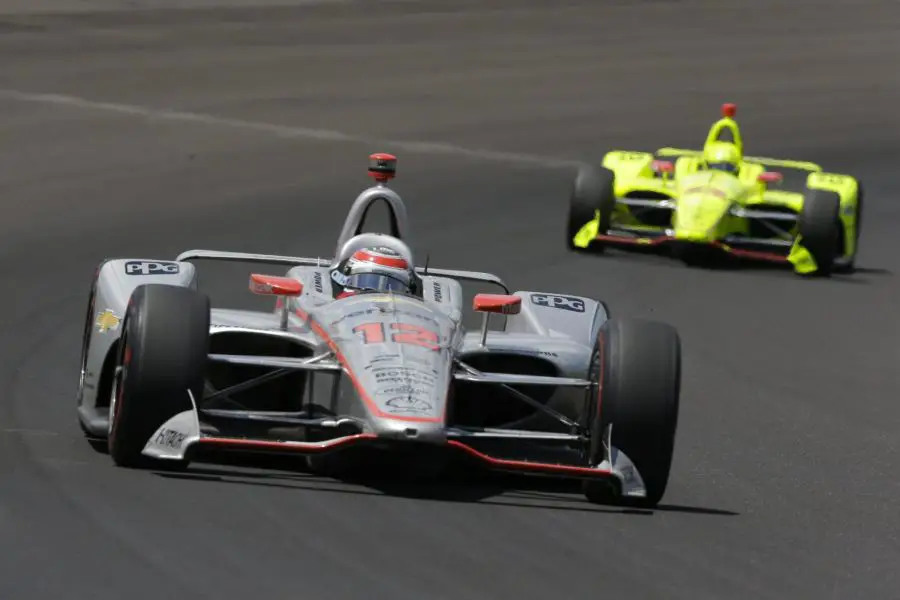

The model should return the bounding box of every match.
[352,322,440,351]
[815,173,851,186]
[390,322,440,350]
[352,322,385,344]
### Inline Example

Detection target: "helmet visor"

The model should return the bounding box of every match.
[346,272,408,292]
[708,162,738,173]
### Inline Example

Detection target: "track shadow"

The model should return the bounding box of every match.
[580,246,887,283]
[853,266,892,276]
[151,455,738,517]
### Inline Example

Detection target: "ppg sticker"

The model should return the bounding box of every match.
[530,294,585,313]
[125,261,180,276]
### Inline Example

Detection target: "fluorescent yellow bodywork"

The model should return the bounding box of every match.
[572,108,861,273]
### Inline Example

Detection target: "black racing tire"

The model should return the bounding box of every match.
[108,284,210,469]
[581,317,681,508]
[567,165,616,253]
[798,188,842,276]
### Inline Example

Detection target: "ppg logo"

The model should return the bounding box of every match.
[125,261,180,276]
[530,294,585,313]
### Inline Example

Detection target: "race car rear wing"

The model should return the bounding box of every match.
[175,249,510,293]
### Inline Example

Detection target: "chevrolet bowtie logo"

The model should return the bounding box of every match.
[95,309,121,333]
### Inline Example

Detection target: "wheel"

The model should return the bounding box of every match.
[581,317,681,508]
[567,165,616,252]
[798,188,842,276]
[108,284,210,469]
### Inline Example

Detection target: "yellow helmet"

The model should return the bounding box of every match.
[703,141,742,173]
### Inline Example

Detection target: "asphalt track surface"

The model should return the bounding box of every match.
[1,1,899,598]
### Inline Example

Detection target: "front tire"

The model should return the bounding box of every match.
[582,317,681,508]
[567,165,616,252]
[798,189,842,276]
[108,284,210,468]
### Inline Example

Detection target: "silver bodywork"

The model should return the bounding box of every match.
[77,176,646,497]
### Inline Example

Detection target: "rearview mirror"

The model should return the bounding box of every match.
[473,293,521,315]
[249,274,304,297]
[758,171,783,184]
[652,160,674,174]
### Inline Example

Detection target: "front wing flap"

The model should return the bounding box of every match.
[140,393,646,498]
[573,207,821,273]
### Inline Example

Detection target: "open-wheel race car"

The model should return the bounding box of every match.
[567,103,863,276]
[77,153,682,507]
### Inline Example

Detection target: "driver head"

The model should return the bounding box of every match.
[342,246,413,294]
[703,142,741,174]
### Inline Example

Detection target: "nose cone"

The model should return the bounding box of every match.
[674,228,713,243]
[674,173,735,242]
[317,293,457,445]
[673,194,728,242]
[361,355,451,444]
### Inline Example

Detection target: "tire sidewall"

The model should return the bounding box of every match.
[568,166,616,247]
[108,284,209,467]
[585,317,681,505]
[799,189,841,275]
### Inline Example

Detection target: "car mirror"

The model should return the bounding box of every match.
[473,294,521,315]
[758,171,783,185]
[652,160,675,174]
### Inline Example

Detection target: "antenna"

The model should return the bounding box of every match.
[423,253,430,275]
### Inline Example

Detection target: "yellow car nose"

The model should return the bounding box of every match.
[673,229,711,243]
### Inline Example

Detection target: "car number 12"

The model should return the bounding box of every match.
[352,322,440,351]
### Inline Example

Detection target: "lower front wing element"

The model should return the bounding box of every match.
[141,408,647,499]
[572,213,822,274]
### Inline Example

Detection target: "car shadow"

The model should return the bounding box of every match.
[587,246,889,283]
[151,454,738,517]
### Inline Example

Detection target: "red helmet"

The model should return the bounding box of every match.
[342,246,412,293]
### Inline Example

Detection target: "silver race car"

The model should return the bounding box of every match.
[76,153,682,507]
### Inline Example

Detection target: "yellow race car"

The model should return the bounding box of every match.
[566,103,863,276]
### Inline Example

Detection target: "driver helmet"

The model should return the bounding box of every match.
[703,142,741,174]
[342,246,413,294]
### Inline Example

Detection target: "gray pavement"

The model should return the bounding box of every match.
[0,1,898,598]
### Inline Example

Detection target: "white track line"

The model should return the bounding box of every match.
[0,88,583,170]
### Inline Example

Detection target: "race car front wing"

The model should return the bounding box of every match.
[140,388,647,499]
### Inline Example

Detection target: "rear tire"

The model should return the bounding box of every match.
[798,189,841,276]
[567,166,616,252]
[108,284,210,469]
[582,317,681,508]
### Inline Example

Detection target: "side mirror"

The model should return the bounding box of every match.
[758,171,783,185]
[473,294,521,347]
[249,274,304,297]
[652,160,675,174]
[473,294,522,315]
